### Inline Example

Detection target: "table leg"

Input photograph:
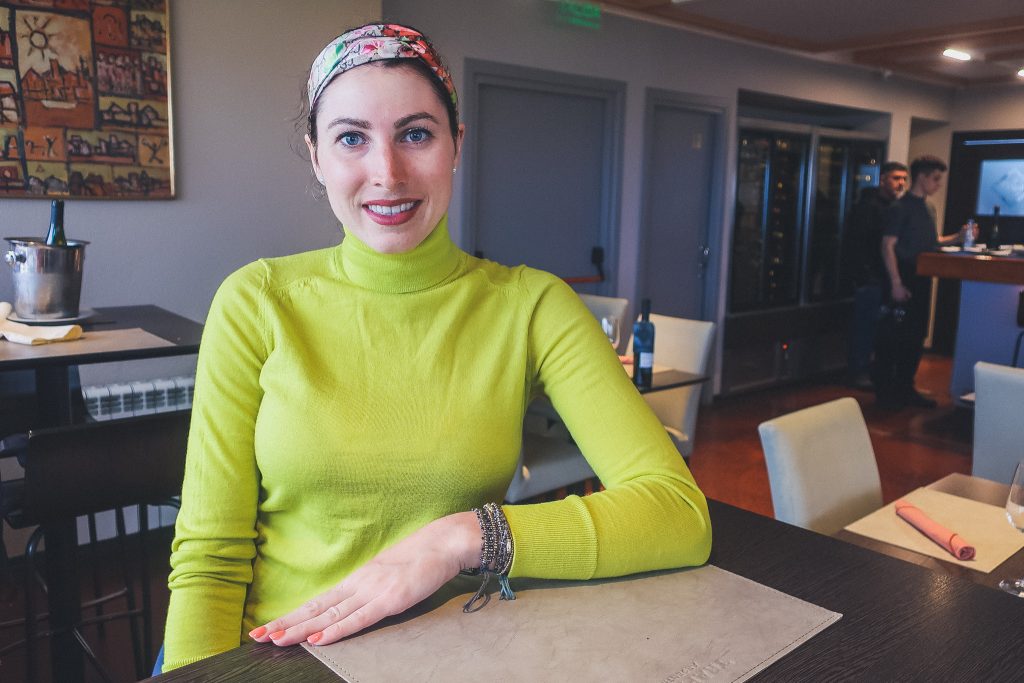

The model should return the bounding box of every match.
[43,518,84,682]
[35,366,73,427]
[34,366,87,680]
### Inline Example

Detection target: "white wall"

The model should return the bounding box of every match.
[0,0,381,385]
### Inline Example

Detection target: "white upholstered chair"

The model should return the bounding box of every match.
[972,361,1024,484]
[578,293,629,329]
[626,314,716,459]
[504,432,596,503]
[757,397,882,535]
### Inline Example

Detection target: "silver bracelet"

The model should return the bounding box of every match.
[463,503,516,612]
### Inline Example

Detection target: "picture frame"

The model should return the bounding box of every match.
[0,0,173,199]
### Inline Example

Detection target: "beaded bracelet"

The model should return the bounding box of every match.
[463,502,516,612]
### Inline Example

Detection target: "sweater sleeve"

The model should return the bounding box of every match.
[503,276,711,579]
[162,262,270,671]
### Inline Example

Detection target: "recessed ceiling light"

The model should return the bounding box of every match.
[1018,67,1024,78]
[942,48,971,61]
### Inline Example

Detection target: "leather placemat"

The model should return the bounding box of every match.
[844,487,1024,572]
[303,565,840,682]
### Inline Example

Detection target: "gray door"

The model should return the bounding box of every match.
[465,62,624,294]
[639,95,720,319]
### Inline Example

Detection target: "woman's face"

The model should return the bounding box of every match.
[306,64,464,254]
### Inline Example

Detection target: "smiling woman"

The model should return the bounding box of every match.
[306,64,463,254]
[159,22,712,673]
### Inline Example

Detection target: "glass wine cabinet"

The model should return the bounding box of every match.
[723,123,885,394]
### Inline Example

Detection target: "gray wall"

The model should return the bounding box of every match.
[1,0,381,385]
[383,0,955,391]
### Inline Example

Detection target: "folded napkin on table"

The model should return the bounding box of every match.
[0,302,82,346]
[895,499,976,561]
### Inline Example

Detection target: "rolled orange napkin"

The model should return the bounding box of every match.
[894,499,975,561]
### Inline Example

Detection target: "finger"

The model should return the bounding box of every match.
[250,583,354,643]
[270,594,365,647]
[310,599,391,646]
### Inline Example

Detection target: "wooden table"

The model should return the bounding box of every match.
[1,305,202,683]
[152,498,1024,681]
[837,472,1024,590]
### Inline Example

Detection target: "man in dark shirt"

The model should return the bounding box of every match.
[843,161,908,389]
[874,155,970,408]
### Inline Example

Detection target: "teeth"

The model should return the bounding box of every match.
[367,202,415,216]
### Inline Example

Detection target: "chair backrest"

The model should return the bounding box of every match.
[972,361,1024,484]
[627,314,715,456]
[21,411,190,526]
[578,294,629,326]
[757,397,882,535]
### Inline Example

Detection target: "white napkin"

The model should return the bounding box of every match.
[0,301,83,345]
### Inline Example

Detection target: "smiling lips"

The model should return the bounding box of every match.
[364,200,420,225]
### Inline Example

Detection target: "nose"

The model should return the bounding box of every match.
[369,141,405,188]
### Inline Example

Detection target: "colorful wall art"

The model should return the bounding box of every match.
[0,0,172,198]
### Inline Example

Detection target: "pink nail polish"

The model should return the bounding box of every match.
[249,626,267,639]
[269,630,286,640]
[308,632,322,644]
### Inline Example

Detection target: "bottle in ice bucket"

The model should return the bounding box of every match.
[632,298,655,389]
[44,199,67,246]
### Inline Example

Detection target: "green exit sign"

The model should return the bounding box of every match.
[557,1,601,30]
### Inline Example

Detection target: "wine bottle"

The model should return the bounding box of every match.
[44,199,67,246]
[991,205,1001,249]
[632,298,655,389]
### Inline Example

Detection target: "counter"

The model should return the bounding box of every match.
[917,251,1024,402]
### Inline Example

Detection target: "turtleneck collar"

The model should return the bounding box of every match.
[336,215,464,294]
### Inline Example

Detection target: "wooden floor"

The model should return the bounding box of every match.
[0,354,971,682]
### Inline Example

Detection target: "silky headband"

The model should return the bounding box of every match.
[307,23,457,113]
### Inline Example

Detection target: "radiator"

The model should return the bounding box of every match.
[82,375,194,420]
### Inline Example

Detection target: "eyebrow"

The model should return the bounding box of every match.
[323,112,440,132]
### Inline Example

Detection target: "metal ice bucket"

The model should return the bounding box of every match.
[4,237,89,320]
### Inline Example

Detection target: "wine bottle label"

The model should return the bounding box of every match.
[639,352,653,369]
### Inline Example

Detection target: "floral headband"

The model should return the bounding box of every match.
[307,23,458,113]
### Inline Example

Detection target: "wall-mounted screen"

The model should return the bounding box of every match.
[976,159,1024,216]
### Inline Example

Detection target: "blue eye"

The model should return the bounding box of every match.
[403,128,431,143]
[338,132,364,147]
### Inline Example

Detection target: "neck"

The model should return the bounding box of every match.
[910,184,927,199]
[337,215,463,293]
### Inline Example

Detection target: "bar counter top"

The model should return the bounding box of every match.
[917,250,1024,285]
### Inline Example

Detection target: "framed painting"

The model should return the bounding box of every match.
[0,0,172,198]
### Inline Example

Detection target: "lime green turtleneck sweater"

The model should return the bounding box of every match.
[163,218,711,671]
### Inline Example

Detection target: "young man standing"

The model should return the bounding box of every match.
[873,155,972,408]
[843,161,908,389]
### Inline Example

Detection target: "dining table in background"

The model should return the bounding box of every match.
[0,304,202,683]
[836,472,1024,591]
[152,497,1024,681]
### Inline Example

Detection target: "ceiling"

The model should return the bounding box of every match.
[600,0,1024,88]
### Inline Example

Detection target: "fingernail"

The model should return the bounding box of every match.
[307,632,322,644]
[249,626,267,639]
[269,630,286,640]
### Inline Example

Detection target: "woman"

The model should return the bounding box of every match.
[162,23,711,671]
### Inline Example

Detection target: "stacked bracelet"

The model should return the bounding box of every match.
[463,502,516,612]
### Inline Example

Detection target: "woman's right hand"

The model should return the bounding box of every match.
[248,511,481,648]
